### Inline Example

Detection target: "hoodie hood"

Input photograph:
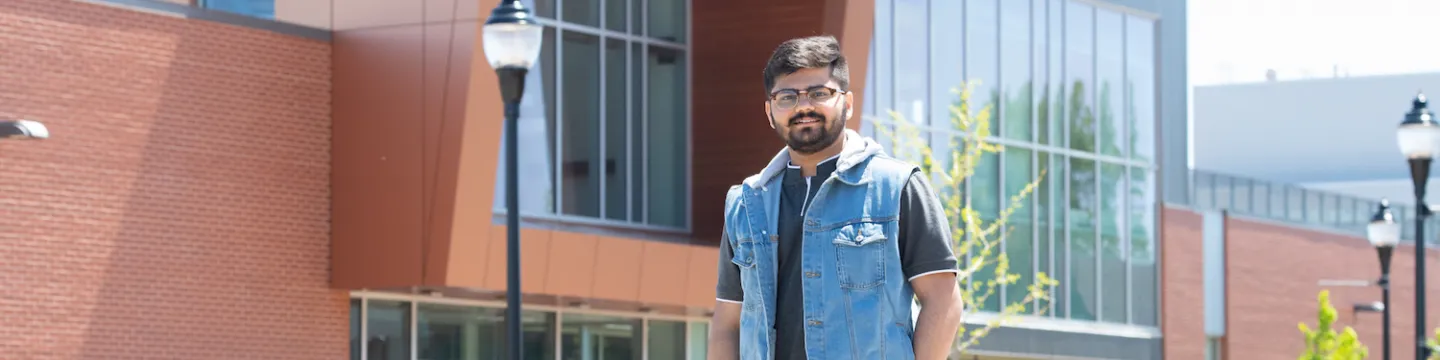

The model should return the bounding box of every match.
[744,128,887,190]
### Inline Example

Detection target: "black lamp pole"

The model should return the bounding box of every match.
[1371,199,1401,360]
[481,1,543,359]
[1397,93,1436,360]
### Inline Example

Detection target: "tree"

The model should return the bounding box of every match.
[1428,327,1440,360]
[877,81,1060,355]
[1298,290,1368,360]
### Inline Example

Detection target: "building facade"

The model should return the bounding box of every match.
[5,0,1438,359]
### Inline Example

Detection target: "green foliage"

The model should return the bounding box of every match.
[1298,290,1368,360]
[1428,328,1440,360]
[877,81,1060,355]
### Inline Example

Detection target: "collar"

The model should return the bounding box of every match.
[746,129,874,190]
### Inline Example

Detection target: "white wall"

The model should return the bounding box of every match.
[1193,72,1440,185]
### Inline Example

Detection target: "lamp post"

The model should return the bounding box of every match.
[1396,92,1439,360]
[480,1,543,359]
[1369,199,1402,360]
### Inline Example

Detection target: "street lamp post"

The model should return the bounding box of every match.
[0,119,49,140]
[1396,92,1439,360]
[480,1,543,359]
[1370,199,1402,360]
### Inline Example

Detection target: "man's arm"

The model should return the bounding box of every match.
[898,170,964,360]
[913,273,963,360]
[710,231,744,360]
[708,301,742,360]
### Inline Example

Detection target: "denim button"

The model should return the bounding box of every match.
[770,234,778,242]
[807,320,822,326]
[804,271,819,278]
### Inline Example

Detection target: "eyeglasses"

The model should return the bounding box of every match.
[769,86,847,110]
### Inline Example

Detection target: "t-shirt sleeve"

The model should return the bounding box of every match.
[898,170,960,281]
[715,230,745,303]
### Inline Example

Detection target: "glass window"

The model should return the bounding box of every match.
[1046,0,1065,147]
[1126,15,1156,162]
[648,320,687,360]
[351,299,362,360]
[562,0,600,27]
[366,300,411,360]
[1041,153,1067,316]
[1068,157,1097,321]
[491,5,689,230]
[967,0,1000,133]
[416,304,557,360]
[647,0,687,43]
[1000,0,1032,141]
[494,27,559,216]
[970,151,1001,312]
[1099,162,1126,323]
[202,0,274,19]
[560,31,603,218]
[561,314,642,360]
[872,0,894,127]
[1096,9,1124,157]
[605,38,630,221]
[1065,2,1094,153]
[646,45,687,228]
[1003,148,1035,307]
[632,44,646,220]
[688,322,709,360]
[529,0,556,19]
[1131,167,1158,326]
[606,0,627,32]
[1032,0,1050,145]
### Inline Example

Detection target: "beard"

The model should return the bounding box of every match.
[774,108,847,155]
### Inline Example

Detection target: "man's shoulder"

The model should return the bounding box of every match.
[860,154,922,181]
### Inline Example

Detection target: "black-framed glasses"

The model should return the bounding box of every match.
[769,86,846,110]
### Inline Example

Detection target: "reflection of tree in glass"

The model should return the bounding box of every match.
[877,81,1059,356]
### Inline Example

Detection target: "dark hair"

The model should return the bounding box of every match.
[762,35,849,94]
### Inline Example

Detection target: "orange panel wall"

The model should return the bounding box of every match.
[1160,206,1207,359]
[0,0,345,358]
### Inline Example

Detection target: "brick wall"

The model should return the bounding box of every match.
[0,1,345,359]
[1160,206,1207,359]
[1223,215,1440,359]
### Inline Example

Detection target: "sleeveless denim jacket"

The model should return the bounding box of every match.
[723,129,920,360]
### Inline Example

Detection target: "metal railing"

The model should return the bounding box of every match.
[1190,169,1437,244]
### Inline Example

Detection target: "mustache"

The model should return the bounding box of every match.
[789,111,826,125]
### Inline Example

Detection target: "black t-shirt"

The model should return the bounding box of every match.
[715,157,958,360]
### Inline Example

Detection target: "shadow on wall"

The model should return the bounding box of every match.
[0,0,347,357]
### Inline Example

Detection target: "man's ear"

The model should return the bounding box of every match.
[843,91,855,119]
[766,102,776,129]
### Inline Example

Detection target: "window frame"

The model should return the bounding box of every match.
[492,0,694,235]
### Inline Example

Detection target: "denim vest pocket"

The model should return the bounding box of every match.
[730,238,757,269]
[832,221,889,290]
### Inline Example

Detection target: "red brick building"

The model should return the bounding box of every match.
[1,0,1437,359]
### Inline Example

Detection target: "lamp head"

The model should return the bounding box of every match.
[0,119,49,140]
[1398,92,1440,160]
[482,0,545,70]
[1367,199,1401,248]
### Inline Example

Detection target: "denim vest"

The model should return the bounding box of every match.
[723,129,920,360]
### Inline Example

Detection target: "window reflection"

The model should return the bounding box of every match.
[416,305,557,360]
[648,320,687,360]
[561,314,642,360]
[367,300,411,360]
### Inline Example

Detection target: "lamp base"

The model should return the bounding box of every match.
[496,67,529,104]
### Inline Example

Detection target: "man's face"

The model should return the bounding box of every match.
[766,67,851,154]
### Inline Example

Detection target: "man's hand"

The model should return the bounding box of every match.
[911,273,963,360]
[707,301,742,360]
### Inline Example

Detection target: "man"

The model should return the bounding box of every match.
[707,35,964,360]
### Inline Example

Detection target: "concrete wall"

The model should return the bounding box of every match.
[0,0,345,357]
